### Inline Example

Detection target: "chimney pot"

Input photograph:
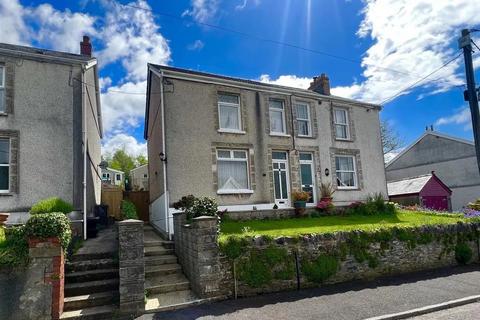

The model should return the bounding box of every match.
[80,35,92,57]
[308,73,330,95]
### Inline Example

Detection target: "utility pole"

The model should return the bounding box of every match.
[459,29,480,174]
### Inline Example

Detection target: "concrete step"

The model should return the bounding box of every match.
[65,269,118,283]
[65,279,119,297]
[144,246,174,256]
[63,291,118,311]
[145,289,200,312]
[69,252,116,262]
[66,259,118,272]
[145,263,182,277]
[60,305,117,320]
[145,273,190,294]
[144,239,174,249]
[145,255,177,266]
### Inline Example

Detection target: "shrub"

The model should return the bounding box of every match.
[301,254,338,283]
[455,243,473,265]
[173,195,196,211]
[320,182,335,198]
[25,212,72,250]
[121,200,138,220]
[4,226,27,248]
[345,194,396,216]
[30,197,74,215]
[316,200,334,215]
[187,197,218,222]
[0,226,29,268]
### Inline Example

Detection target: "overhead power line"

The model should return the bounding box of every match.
[380,52,463,105]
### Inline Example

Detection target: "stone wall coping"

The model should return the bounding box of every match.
[192,216,218,221]
[118,219,143,225]
[172,211,185,217]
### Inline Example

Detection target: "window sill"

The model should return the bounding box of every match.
[297,134,314,139]
[217,189,254,195]
[337,187,359,191]
[335,137,353,142]
[0,112,8,117]
[217,129,246,135]
[0,192,14,196]
[270,133,291,138]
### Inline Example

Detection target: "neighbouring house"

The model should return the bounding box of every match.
[0,37,103,223]
[101,167,124,187]
[387,171,452,211]
[386,130,480,210]
[144,65,387,237]
[131,164,148,191]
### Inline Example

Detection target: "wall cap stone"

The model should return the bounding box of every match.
[119,219,143,225]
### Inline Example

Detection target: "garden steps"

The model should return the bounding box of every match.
[69,252,115,262]
[144,239,174,249]
[66,258,118,272]
[65,268,118,283]
[65,279,119,296]
[60,305,118,320]
[145,254,178,266]
[145,273,190,294]
[144,245,174,256]
[146,263,183,277]
[63,291,118,311]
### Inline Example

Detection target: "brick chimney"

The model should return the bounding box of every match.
[80,35,92,57]
[308,73,330,95]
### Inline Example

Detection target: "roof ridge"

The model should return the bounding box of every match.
[387,173,432,183]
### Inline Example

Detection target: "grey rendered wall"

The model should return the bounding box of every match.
[159,77,386,207]
[386,135,480,210]
[0,57,78,212]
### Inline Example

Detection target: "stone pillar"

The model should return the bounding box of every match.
[118,219,145,315]
[26,237,64,320]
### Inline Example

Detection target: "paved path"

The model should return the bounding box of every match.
[408,301,480,320]
[138,265,480,320]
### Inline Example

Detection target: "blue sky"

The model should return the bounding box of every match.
[1,0,480,159]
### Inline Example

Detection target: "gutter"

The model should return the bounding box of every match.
[159,70,170,238]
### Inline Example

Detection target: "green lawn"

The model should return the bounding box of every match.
[219,210,467,241]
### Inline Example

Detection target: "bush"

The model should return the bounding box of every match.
[315,200,335,215]
[0,226,29,268]
[25,212,72,250]
[292,191,310,202]
[30,197,74,215]
[173,195,218,222]
[173,195,196,211]
[345,194,396,216]
[121,200,138,220]
[455,243,473,265]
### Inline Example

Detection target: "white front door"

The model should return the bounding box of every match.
[299,152,316,205]
[272,151,290,206]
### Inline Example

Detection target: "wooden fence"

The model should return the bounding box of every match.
[101,186,123,220]
[124,191,149,222]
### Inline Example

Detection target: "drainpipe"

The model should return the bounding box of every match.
[160,70,170,238]
[81,68,88,240]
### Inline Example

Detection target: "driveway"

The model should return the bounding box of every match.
[138,265,480,320]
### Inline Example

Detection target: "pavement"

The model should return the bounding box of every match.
[408,301,480,320]
[138,264,480,320]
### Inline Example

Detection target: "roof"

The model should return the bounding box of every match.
[387,174,433,196]
[104,167,125,174]
[131,164,148,172]
[144,64,382,139]
[385,131,474,168]
[0,42,95,65]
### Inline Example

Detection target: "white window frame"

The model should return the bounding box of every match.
[0,65,5,113]
[333,108,350,140]
[295,103,312,137]
[269,99,287,135]
[335,155,358,190]
[0,138,10,193]
[218,93,244,134]
[216,149,253,194]
[272,151,291,206]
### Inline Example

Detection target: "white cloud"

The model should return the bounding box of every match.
[384,148,404,164]
[0,0,29,45]
[259,74,311,89]
[102,133,147,158]
[435,107,472,131]
[188,39,205,51]
[235,0,260,11]
[100,81,147,133]
[97,0,170,82]
[182,0,220,23]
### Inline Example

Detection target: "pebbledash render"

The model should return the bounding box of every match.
[144,65,387,237]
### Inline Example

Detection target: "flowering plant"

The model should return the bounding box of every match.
[316,200,334,214]
[464,208,480,219]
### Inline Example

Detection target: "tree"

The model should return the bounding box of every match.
[136,155,148,166]
[381,120,403,155]
[109,149,136,178]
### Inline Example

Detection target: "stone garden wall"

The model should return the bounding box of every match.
[173,212,480,298]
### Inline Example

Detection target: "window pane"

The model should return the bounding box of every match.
[233,151,247,159]
[281,171,288,199]
[272,152,287,160]
[300,163,312,185]
[274,170,280,199]
[269,100,283,109]
[219,105,240,130]
[0,90,5,113]
[219,93,239,104]
[218,160,248,190]
[335,124,347,139]
[337,172,355,187]
[0,139,9,164]
[217,150,231,158]
[299,153,312,161]
[335,109,347,124]
[336,156,354,171]
[0,166,8,191]
[0,66,4,87]
[298,120,309,136]
[270,110,284,133]
[296,104,308,119]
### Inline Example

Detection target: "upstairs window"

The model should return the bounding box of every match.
[295,103,311,137]
[335,155,357,189]
[269,99,286,134]
[0,139,9,192]
[0,65,5,113]
[218,93,241,132]
[334,108,349,140]
[217,149,250,193]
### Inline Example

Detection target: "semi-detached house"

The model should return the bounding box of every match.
[144,65,387,238]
